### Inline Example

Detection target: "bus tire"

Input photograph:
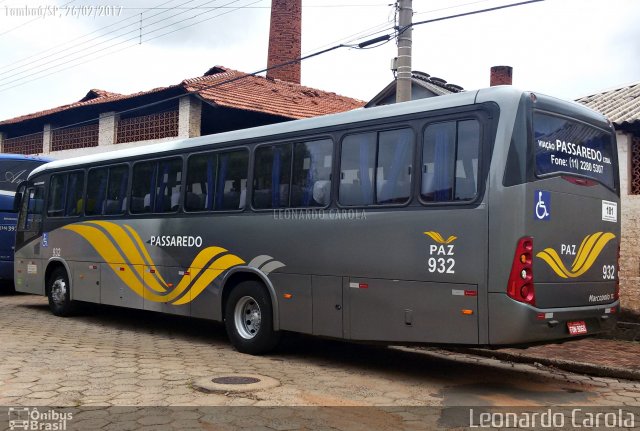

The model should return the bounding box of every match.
[47,267,75,317]
[224,280,280,355]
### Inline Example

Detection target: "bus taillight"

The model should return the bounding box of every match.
[507,237,536,306]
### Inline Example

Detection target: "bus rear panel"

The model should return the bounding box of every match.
[488,92,619,344]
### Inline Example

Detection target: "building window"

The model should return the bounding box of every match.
[117,111,179,144]
[52,124,99,151]
[631,137,640,195]
[3,134,43,155]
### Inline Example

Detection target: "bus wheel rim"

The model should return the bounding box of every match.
[51,279,67,305]
[234,296,261,340]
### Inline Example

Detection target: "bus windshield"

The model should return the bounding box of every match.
[0,160,45,211]
[533,112,615,190]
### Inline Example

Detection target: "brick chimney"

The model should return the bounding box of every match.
[490,66,513,86]
[267,0,302,84]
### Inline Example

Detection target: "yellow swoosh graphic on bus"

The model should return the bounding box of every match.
[536,232,615,279]
[423,231,457,244]
[62,221,245,304]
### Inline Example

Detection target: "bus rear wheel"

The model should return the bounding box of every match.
[47,267,76,317]
[224,280,280,355]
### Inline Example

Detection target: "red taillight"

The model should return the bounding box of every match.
[561,175,597,187]
[507,237,536,306]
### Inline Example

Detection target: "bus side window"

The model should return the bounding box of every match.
[253,144,293,209]
[131,162,155,214]
[86,168,108,216]
[47,174,67,217]
[377,129,413,204]
[215,150,248,211]
[186,153,213,211]
[455,120,480,200]
[18,185,44,238]
[339,129,413,206]
[155,158,182,213]
[422,119,480,202]
[105,165,129,215]
[65,171,84,217]
[291,139,333,207]
[339,133,376,206]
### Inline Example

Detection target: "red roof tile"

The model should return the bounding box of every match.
[0,66,364,127]
[183,66,365,119]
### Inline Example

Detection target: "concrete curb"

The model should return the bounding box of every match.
[456,347,640,382]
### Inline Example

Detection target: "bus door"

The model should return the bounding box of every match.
[15,182,46,294]
[528,112,620,315]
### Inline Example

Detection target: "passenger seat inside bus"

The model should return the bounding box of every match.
[185,192,205,211]
[313,180,330,206]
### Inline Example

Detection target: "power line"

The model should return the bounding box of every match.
[413,0,496,16]
[0,0,178,73]
[0,0,265,93]
[303,0,510,58]
[0,34,383,141]
[0,0,388,80]
[408,0,544,31]
[0,0,76,38]
[0,0,185,77]
[0,0,256,89]
[302,21,394,56]
[116,3,388,9]
[0,0,230,84]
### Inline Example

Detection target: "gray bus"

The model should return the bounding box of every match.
[13,87,620,354]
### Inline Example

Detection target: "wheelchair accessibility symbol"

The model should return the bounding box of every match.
[535,190,550,220]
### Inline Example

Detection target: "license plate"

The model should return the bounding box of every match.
[567,321,588,336]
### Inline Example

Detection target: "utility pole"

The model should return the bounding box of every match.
[395,0,413,103]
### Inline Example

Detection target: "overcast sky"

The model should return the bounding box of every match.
[0,0,638,121]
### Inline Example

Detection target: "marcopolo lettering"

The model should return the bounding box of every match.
[150,235,203,248]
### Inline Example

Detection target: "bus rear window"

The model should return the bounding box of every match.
[534,112,615,189]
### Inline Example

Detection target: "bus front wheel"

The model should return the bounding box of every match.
[224,280,280,355]
[47,267,75,317]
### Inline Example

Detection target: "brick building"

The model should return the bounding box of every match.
[0,65,364,158]
[578,82,640,314]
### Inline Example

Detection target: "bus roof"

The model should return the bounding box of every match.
[0,154,53,162]
[28,86,609,178]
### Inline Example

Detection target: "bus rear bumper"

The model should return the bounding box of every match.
[488,293,619,345]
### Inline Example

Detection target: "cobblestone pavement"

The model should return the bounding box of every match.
[1,293,639,430]
[461,337,640,381]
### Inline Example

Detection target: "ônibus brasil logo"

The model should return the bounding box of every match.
[8,407,72,430]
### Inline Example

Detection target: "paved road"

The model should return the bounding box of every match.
[1,292,639,429]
